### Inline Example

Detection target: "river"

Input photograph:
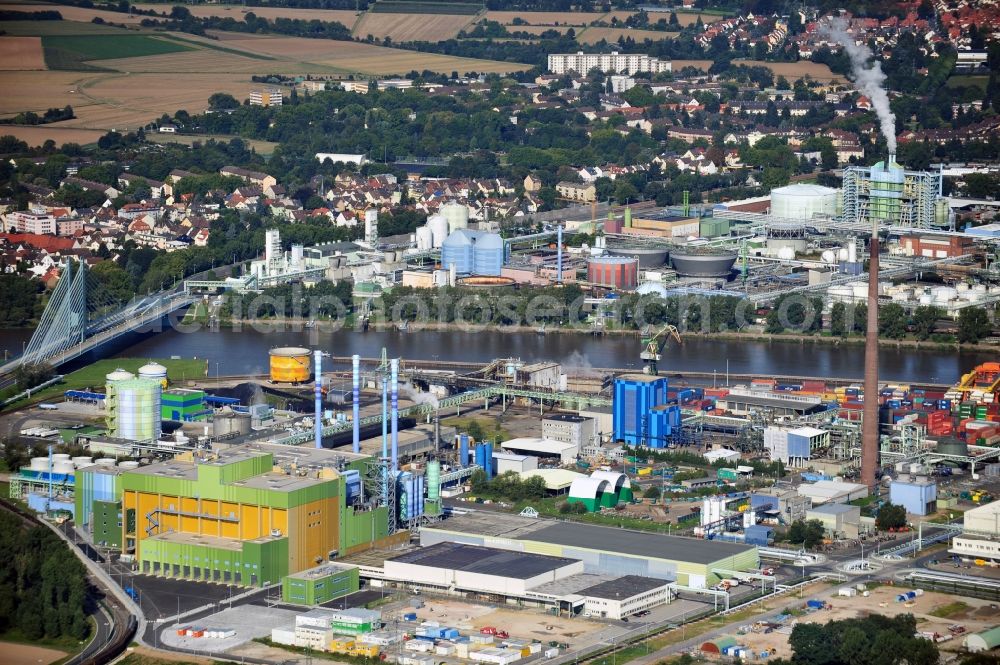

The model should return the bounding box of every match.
[1,328,991,384]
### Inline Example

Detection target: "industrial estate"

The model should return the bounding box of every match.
[2,2,1000,665]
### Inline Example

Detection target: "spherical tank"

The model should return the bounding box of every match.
[441,201,469,232]
[587,256,638,290]
[415,225,433,251]
[269,346,311,383]
[770,184,838,220]
[636,282,669,298]
[110,378,162,442]
[428,214,448,248]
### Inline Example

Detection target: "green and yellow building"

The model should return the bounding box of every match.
[77,443,403,587]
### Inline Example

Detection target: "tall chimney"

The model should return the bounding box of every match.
[381,367,388,461]
[314,350,323,449]
[861,214,880,488]
[390,358,399,472]
[556,225,563,284]
[352,354,360,454]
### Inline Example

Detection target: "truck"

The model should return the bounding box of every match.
[480,627,509,639]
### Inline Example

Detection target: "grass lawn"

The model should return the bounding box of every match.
[42,34,194,69]
[947,75,988,91]
[441,414,511,442]
[2,357,207,411]
[116,652,216,665]
[147,133,279,155]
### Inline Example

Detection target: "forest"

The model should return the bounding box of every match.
[0,509,93,643]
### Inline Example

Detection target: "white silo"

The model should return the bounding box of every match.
[441,201,469,232]
[428,214,448,248]
[138,362,167,388]
[106,377,161,441]
[106,368,135,382]
[770,184,838,220]
[415,225,433,251]
[290,244,304,271]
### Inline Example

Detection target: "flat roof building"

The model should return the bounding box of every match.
[420,512,758,588]
[500,437,579,463]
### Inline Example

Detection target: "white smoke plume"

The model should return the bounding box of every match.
[400,381,440,409]
[563,350,598,377]
[821,16,896,154]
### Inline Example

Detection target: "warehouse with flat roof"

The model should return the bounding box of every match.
[419,512,758,588]
[380,541,673,618]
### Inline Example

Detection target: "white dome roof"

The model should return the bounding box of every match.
[106,368,135,381]
[771,183,838,197]
[138,362,167,377]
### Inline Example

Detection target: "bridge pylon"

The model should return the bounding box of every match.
[20,260,88,367]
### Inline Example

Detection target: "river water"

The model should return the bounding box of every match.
[2,327,991,384]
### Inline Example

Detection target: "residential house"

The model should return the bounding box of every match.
[556,181,596,203]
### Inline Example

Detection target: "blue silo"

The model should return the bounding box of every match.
[441,229,476,274]
[472,233,504,276]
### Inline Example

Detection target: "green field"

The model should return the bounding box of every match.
[947,74,989,91]
[42,34,194,70]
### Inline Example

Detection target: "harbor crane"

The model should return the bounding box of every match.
[640,324,682,375]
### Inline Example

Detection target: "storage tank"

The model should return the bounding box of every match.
[415,225,433,251]
[426,459,441,502]
[440,201,469,232]
[587,256,639,290]
[269,347,311,383]
[441,229,476,275]
[96,458,116,467]
[669,250,737,278]
[118,461,140,470]
[637,282,669,298]
[777,246,796,260]
[770,184,838,220]
[72,456,93,468]
[290,244,304,270]
[428,214,448,248]
[30,457,49,471]
[107,377,161,442]
[213,412,252,437]
[53,460,75,475]
[828,284,854,303]
[138,362,168,388]
[106,368,134,382]
[821,250,838,264]
[472,232,504,276]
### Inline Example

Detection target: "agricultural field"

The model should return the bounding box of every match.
[147,132,279,155]
[578,27,679,44]
[0,1,144,24]
[505,25,574,35]
[353,11,474,42]
[370,1,480,15]
[1,642,69,665]
[486,10,605,25]
[606,9,722,26]
[42,34,194,69]
[0,36,45,70]
[733,59,844,82]
[134,3,360,28]
[671,59,714,72]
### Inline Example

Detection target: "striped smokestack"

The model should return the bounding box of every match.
[352,354,360,454]
[390,358,399,473]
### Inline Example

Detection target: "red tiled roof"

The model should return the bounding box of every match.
[0,233,76,252]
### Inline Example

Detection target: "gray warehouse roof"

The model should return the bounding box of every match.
[389,541,578,580]
[529,522,754,564]
[580,575,669,600]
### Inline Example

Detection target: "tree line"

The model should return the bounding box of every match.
[0,508,92,642]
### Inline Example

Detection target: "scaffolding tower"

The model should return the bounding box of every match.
[842,160,942,230]
[363,458,396,536]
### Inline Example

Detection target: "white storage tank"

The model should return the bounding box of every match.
[72,456,93,468]
[119,461,140,470]
[770,184,838,220]
[96,458,116,467]
[777,246,796,260]
[53,460,75,475]
[415,225,433,251]
[440,201,469,232]
[290,244,304,270]
[107,377,162,442]
[30,457,49,471]
[138,362,167,388]
[106,368,135,382]
[428,214,448,248]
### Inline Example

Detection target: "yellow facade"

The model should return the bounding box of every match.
[123,490,339,576]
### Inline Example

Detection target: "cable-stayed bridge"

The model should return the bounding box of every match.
[0,261,197,383]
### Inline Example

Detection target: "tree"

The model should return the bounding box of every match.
[911,305,943,340]
[613,179,639,204]
[787,519,825,549]
[878,302,908,339]
[957,307,991,343]
[876,503,907,531]
[643,485,661,499]
[208,92,240,110]
[830,302,847,337]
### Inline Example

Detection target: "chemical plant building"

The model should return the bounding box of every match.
[417,511,759,589]
[950,502,1000,563]
[612,375,681,448]
[547,51,672,75]
[542,414,596,448]
[74,443,406,587]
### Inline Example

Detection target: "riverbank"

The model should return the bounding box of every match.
[209,318,998,352]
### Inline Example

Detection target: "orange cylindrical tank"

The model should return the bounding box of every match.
[269,347,311,383]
